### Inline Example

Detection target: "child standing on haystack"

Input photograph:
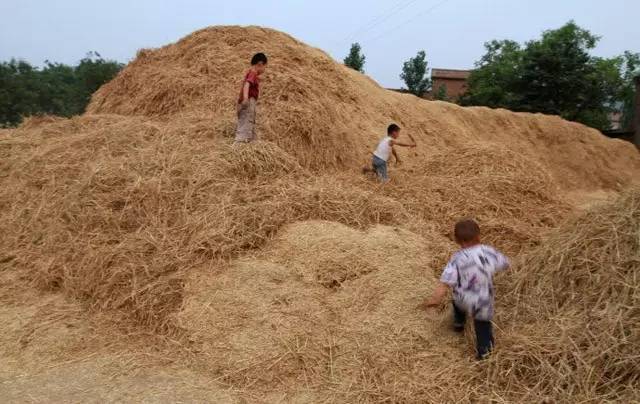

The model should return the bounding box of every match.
[363,124,416,182]
[235,52,268,143]
[424,219,510,360]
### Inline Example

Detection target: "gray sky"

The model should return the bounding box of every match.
[1,0,638,88]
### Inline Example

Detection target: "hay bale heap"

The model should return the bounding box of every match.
[1,25,640,402]
[179,221,455,402]
[87,26,640,189]
[487,188,640,402]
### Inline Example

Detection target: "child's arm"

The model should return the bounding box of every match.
[390,133,417,148]
[392,147,401,165]
[241,82,251,104]
[424,282,449,307]
[486,247,510,273]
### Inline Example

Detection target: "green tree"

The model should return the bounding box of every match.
[39,61,80,116]
[75,51,123,106]
[400,50,430,96]
[0,52,122,127]
[515,22,602,123]
[615,51,640,130]
[434,84,448,101]
[344,43,366,72]
[462,21,635,131]
[460,40,522,107]
[0,60,41,126]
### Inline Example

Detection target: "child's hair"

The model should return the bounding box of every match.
[454,219,480,243]
[387,124,401,135]
[251,53,268,65]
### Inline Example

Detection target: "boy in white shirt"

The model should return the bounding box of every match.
[424,219,510,359]
[363,124,416,182]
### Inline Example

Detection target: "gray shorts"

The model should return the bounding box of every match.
[235,98,257,142]
[372,155,388,182]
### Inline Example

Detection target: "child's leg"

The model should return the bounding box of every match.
[374,160,389,182]
[379,162,389,182]
[249,98,257,141]
[473,319,493,359]
[452,301,466,332]
[235,102,252,142]
[371,157,388,182]
[363,156,376,174]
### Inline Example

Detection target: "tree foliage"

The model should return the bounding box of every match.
[462,21,638,131]
[344,43,366,73]
[434,84,449,101]
[400,50,430,96]
[615,51,640,130]
[0,52,123,127]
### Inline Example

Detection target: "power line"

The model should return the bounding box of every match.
[343,0,414,42]
[342,0,421,43]
[363,0,454,45]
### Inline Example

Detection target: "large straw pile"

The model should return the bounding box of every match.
[178,221,459,402]
[2,25,640,402]
[0,114,411,333]
[483,188,640,402]
[87,26,640,189]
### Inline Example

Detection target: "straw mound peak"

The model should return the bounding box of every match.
[86,26,640,187]
[1,25,640,401]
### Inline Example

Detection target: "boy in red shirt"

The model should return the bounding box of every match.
[235,52,268,143]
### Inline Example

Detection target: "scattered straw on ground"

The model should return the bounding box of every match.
[1,25,640,403]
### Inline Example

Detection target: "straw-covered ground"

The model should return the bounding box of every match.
[1,26,639,402]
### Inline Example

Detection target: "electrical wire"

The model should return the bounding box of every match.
[363,0,453,44]
[343,0,421,43]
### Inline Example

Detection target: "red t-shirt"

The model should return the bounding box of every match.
[238,69,260,103]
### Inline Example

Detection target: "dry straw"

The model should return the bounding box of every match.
[1,25,640,402]
[482,188,640,402]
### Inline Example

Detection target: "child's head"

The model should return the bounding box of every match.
[387,123,401,139]
[454,219,481,247]
[251,52,268,74]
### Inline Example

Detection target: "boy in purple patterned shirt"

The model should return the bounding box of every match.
[424,219,510,359]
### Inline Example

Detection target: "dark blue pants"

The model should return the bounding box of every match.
[452,302,494,359]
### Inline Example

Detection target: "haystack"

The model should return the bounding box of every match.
[1,25,640,402]
[0,114,409,332]
[483,188,640,402]
[178,221,459,401]
[87,26,640,190]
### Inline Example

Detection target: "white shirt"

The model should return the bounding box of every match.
[440,244,509,321]
[373,136,393,161]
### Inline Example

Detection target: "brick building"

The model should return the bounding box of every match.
[430,68,471,100]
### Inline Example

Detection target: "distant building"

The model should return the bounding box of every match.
[429,68,471,100]
[386,68,472,100]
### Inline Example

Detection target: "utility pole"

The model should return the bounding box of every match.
[634,75,640,147]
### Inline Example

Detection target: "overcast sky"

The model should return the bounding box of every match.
[1,0,638,88]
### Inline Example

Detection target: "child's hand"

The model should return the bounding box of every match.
[423,297,441,308]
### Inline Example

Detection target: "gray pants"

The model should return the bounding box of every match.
[235,98,257,142]
[372,155,389,182]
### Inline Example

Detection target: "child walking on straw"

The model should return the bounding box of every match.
[424,219,510,360]
[363,124,416,182]
[235,52,268,143]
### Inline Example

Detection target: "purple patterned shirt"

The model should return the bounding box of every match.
[440,244,509,321]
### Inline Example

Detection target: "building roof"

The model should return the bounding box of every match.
[431,68,471,80]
